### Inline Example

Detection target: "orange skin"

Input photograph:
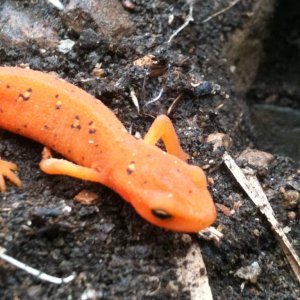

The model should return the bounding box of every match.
[0,67,216,232]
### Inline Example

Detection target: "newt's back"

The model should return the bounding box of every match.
[0,67,129,167]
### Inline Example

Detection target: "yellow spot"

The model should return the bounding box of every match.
[127,161,136,174]
[71,118,81,129]
[167,193,173,198]
[88,140,95,144]
[55,101,62,109]
[17,88,32,102]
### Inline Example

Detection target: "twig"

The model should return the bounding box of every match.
[168,0,194,44]
[47,0,65,10]
[144,88,164,106]
[202,0,241,23]
[0,246,75,284]
[223,153,300,284]
[167,94,182,115]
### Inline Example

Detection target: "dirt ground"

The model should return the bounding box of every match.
[0,0,299,299]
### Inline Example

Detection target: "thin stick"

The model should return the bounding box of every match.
[0,246,75,284]
[202,0,241,23]
[167,94,182,115]
[168,0,194,44]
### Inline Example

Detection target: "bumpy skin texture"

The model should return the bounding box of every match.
[0,67,216,232]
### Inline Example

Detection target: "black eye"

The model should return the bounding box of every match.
[151,209,172,220]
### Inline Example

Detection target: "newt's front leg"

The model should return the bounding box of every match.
[0,159,21,192]
[144,115,189,161]
[39,147,103,182]
[0,148,104,193]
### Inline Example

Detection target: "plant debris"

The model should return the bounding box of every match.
[223,152,300,284]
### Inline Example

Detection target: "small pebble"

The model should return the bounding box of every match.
[281,188,299,209]
[58,39,75,53]
[237,148,274,169]
[287,211,296,220]
[74,190,99,205]
[122,0,135,10]
[235,261,261,283]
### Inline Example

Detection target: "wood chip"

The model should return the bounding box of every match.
[129,87,140,113]
[92,65,106,78]
[133,54,157,67]
[74,190,99,205]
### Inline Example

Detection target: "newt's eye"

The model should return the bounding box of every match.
[151,209,172,220]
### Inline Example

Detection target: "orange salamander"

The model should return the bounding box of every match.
[0,67,216,232]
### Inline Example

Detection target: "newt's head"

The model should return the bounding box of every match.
[110,148,217,232]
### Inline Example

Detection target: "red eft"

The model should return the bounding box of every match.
[0,67,216,232]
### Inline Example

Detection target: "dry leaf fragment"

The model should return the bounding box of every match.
[177,244,213,300]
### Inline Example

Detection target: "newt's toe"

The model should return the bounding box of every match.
[0,159,22,192]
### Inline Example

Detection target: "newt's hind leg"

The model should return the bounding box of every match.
[0,159,22,192]
[39,148,102,182]
[143,115,189,160]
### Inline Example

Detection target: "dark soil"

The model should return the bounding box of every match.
[0,0,299,299]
